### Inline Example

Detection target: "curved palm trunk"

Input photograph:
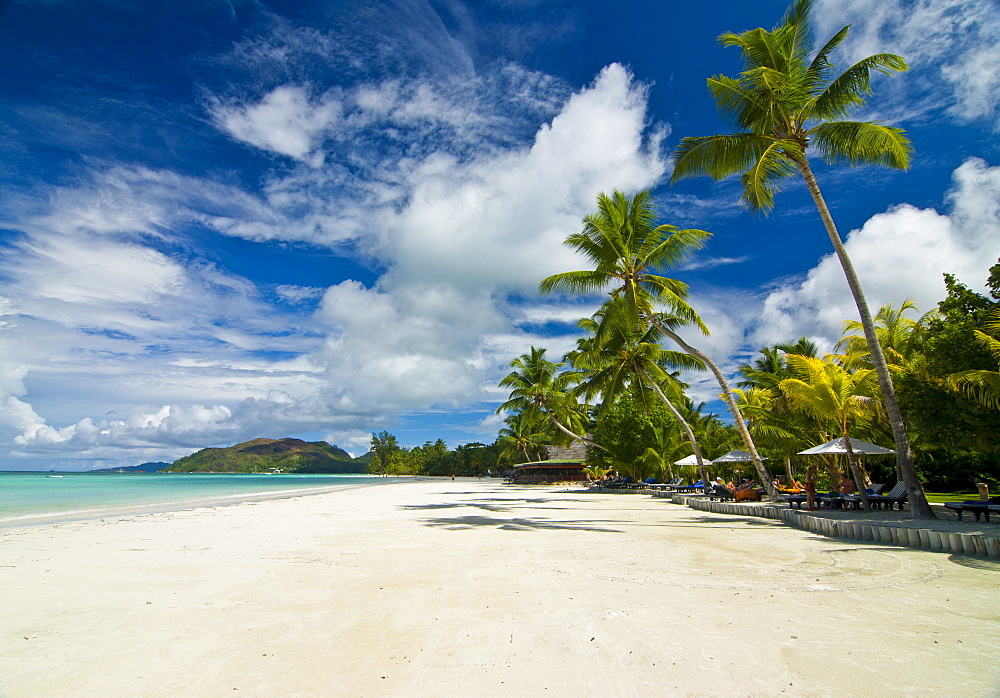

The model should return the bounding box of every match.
[648,317,779,500]
[542,407,609,453]
[793,157,934,518]
[643,370,710,485]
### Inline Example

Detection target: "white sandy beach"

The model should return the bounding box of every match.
[2,478,999,697]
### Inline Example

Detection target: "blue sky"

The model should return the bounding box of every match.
[1,0,998,470]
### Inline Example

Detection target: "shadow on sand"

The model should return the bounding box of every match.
[420,514,623,533]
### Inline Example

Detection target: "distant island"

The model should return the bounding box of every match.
[163,438,367,474]
[88,461,172,474]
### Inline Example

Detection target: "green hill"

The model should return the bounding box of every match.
[165,438,364,474]
[88,462,171,474]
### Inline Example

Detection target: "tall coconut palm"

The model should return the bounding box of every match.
[497,347,601,451]
[780,354,883,509]
[540,189,779,497]
[671,0,933,517]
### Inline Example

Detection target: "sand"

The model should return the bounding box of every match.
[2,478,999,697]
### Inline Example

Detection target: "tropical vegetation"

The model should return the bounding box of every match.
[670,0,931,515]
[491,180,1000,499]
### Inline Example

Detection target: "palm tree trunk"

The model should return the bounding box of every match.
[542,408,609,453]
[793,156,934,518]
[843,436,871,511]
[648,317,779,500]
[644,370,710,485]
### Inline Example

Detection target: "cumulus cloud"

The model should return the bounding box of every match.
[0,61,667,465]
[377,63,665,295]
[752,158,1000,349]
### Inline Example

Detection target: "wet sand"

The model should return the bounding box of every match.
[2,479,998,696]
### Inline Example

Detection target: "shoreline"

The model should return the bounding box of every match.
[2,480,998,695]
[0,473,422,530]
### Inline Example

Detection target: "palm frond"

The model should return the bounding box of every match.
[671,133,772,183]
[706,74,774,133]
[813,53,908,119]
[806,24,849,92]
[949,369,1000,410]
[539,269,610,295]
[809,121,912,169]
[739,139,800,213]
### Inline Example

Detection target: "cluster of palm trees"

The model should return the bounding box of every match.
[498,0,941,516]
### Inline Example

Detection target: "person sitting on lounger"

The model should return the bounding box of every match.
[837,472,856,495]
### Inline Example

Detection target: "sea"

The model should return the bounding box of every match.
[0,471,391,528]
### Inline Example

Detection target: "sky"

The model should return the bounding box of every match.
[1,0,998,470]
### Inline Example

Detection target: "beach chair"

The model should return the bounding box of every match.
[735,487,761,502]
[860,481,908,510]
[944,499,1000,523]
[709,484,735,501]
[779,494,809,509]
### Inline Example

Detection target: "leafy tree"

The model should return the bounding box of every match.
[369,430,400,475]
[671,0,931,516]
[589,394,676,482]
[894,266,1000,487]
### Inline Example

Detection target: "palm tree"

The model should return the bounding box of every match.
[571,299,712,484]
[497,412,549,465]
[671,0,933,517]
[780,354,883,509]
[837,300,931,373]
[541,189,779,498]
[497,347,600,451]
[539,189,709,329]
[738,338,818,390]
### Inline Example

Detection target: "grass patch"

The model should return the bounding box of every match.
[923,491,985,504]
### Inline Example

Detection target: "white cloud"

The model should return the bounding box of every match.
[0,62,668,465]
[378,64,665,295]
[752,158,1000,349]
[211,86,342,162]
[813,0,1000,128]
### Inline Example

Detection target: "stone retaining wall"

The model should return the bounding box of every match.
[680,494,1000,558]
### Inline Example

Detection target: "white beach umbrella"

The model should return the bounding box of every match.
[711,449,765,463]
[798,437,895,455]
[673,454,702,466]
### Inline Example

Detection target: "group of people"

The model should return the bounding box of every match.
[796,464,857,510]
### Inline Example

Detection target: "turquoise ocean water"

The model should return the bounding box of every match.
[0,471,387,527]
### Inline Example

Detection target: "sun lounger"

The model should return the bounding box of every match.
[779,494,808,508]
[735,488,761,502]
[845,481,907,510]
[708,484,735,501]
[944,501,1000,523]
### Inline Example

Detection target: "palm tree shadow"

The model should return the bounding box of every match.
[681,515,784,527]
[421,515,623,533]
[402,502,509,513]
[401,497,594,514]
